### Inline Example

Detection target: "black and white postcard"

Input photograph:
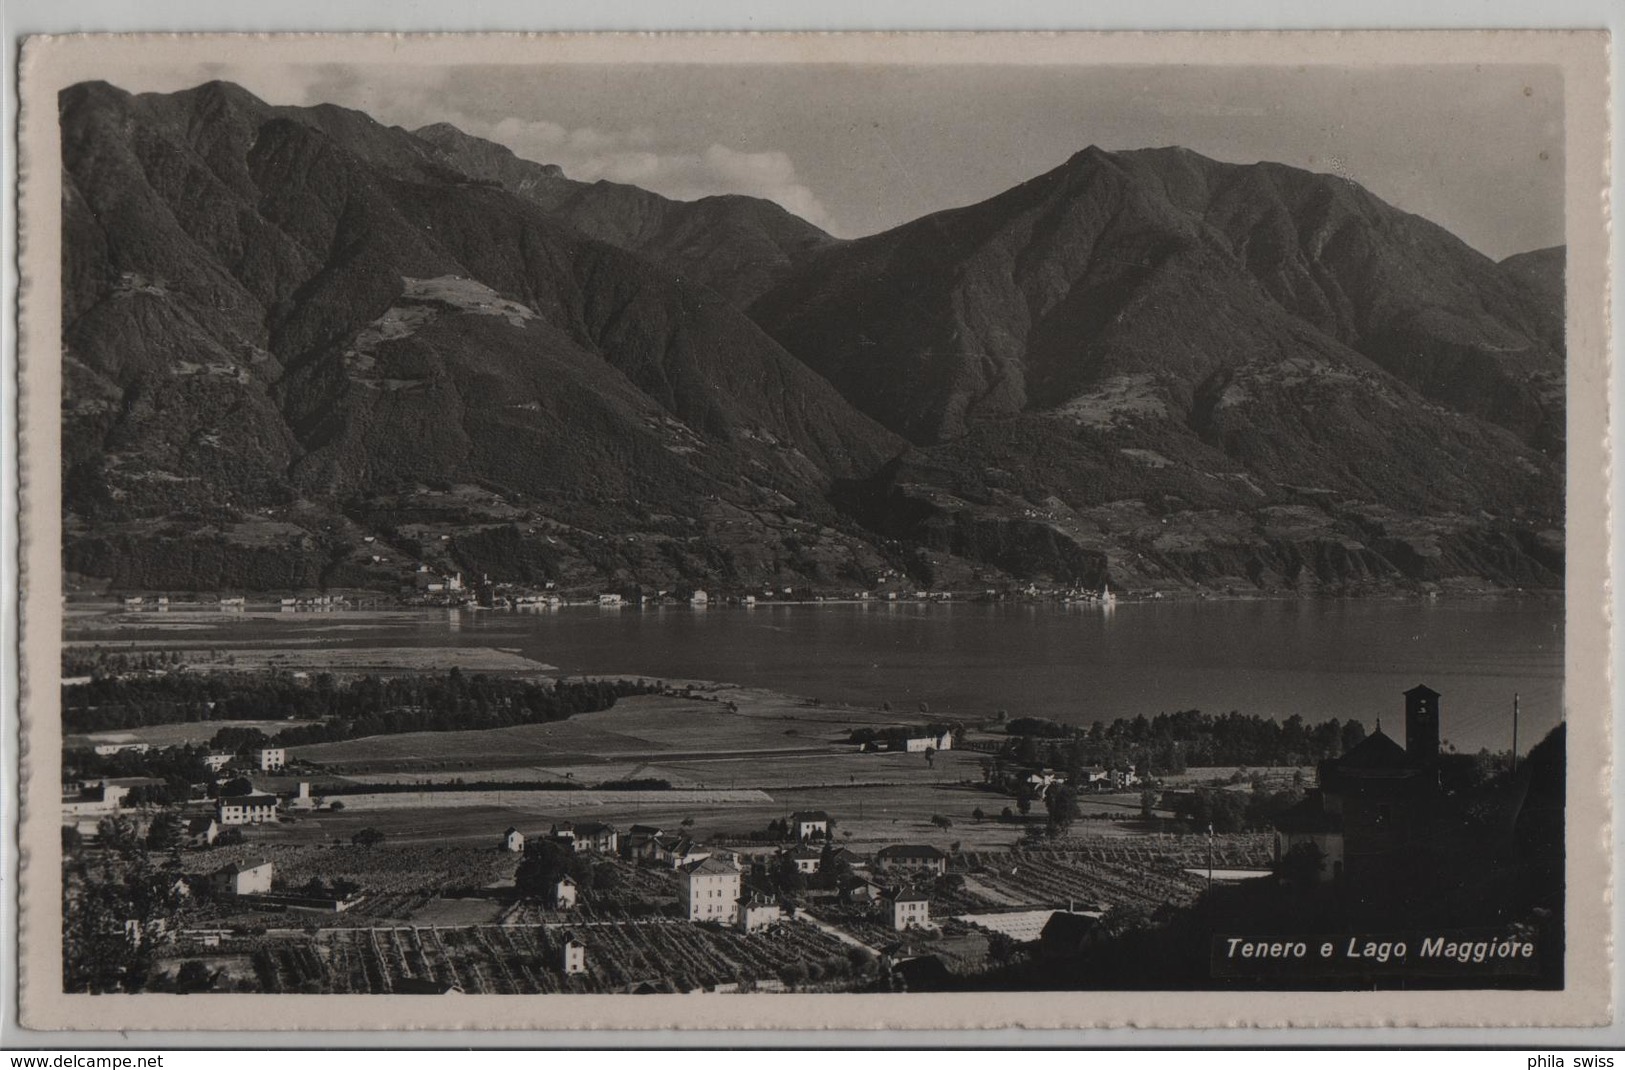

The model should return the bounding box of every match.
[13,30,1613,1032]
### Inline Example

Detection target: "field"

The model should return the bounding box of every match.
[290,689,916,770]
[67,720,322,748]
[159,916,865,994]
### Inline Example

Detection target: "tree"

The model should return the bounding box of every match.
[924,746,936,769]
[1016,795,1032,817]
[145,813,183,851]
[95,814,140,855]
[328,800,345,812]
[351,827,386,848]
[972,807,985,823]
[62,825,83,851]
[930,814,953,831]
[173,960,216,993]
[1001,806,1015,822]
[1045,785,1080,836]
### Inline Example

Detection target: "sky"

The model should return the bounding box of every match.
[109,61,1564,260]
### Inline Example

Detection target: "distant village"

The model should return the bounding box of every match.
[98,561,1143,614]
[63,683,1559,994]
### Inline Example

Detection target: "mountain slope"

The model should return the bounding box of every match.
[60,80,904,593]
[752,146,1564,591]
[413,122,835,306]
[59,82,1565,596]
[753,145,1564,451]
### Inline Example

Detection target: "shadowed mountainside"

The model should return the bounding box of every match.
[60,82,1564,595]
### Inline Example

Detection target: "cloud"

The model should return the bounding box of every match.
[465,116,833,228]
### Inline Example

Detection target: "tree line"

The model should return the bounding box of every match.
[63,668,658,744]
[1000,709,1369,775]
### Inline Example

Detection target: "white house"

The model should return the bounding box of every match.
[61,783,129,817]
[93,742,151,757]
[738,896,783,933]
[561,938,587,975]
[569,822,619,854]
[553,875,578,910]
[211,859,274,896]
[184,815,219,847]
[201,753,233,773]
[678,857,741,923]
[897,731,954,753]
[788,810,830,841]
[782,846,822,875]
[502,827,526,853]
[885,889,932,931]
[217,793,279,826]
[874,844,947,876]
[255,748,286,772]
[690,590,709,605]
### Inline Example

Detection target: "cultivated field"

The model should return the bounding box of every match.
[67,720,323,748]
[160,917,864,994]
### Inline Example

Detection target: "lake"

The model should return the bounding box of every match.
[83,597,1564,755]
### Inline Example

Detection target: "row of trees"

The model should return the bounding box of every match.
[64,667,660,736]
[999,710,1370,777]
[65,669,657,747]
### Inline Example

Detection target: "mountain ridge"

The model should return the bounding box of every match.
[59,80,1565,597]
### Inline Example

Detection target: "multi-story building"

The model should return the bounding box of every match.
[217,793,279,826]
[678,857,741,923]
[886,888,932,931]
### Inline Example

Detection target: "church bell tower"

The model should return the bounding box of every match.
[1403,684,1441,763]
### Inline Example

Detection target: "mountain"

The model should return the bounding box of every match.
[58,82,1565,596]
[60,80,902,593]
[413,122,835,306]
[752,147,1565,592]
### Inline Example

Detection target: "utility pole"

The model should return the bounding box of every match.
[1512,693,1520,774]
[1207,822,1214,893]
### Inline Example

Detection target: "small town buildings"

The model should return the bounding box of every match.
[61,783,129,817]
[255,748,286,772]
[570,821,619,854]
[502,826,526,853]
[217,793,279,826]
[892,731,954,754]
[782,846,822,875]
[839,874,884,904]
[550,822,576,848]
[201,752,234,773]
[561,937,587,975]
[93,742,151,757]
[211,859,274,897]
[679,857,742,923]
[875,844,948,876]
[737,895,783,933]
[597,593,623,607]
[664,837,711,870]
[553,875,578,910]
[184,815,220,847]
[1272,684,1450,886]
[1025,769,1067,793]
[789,810,830,841]
[885,888,932,931]
[690,590,709,605]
